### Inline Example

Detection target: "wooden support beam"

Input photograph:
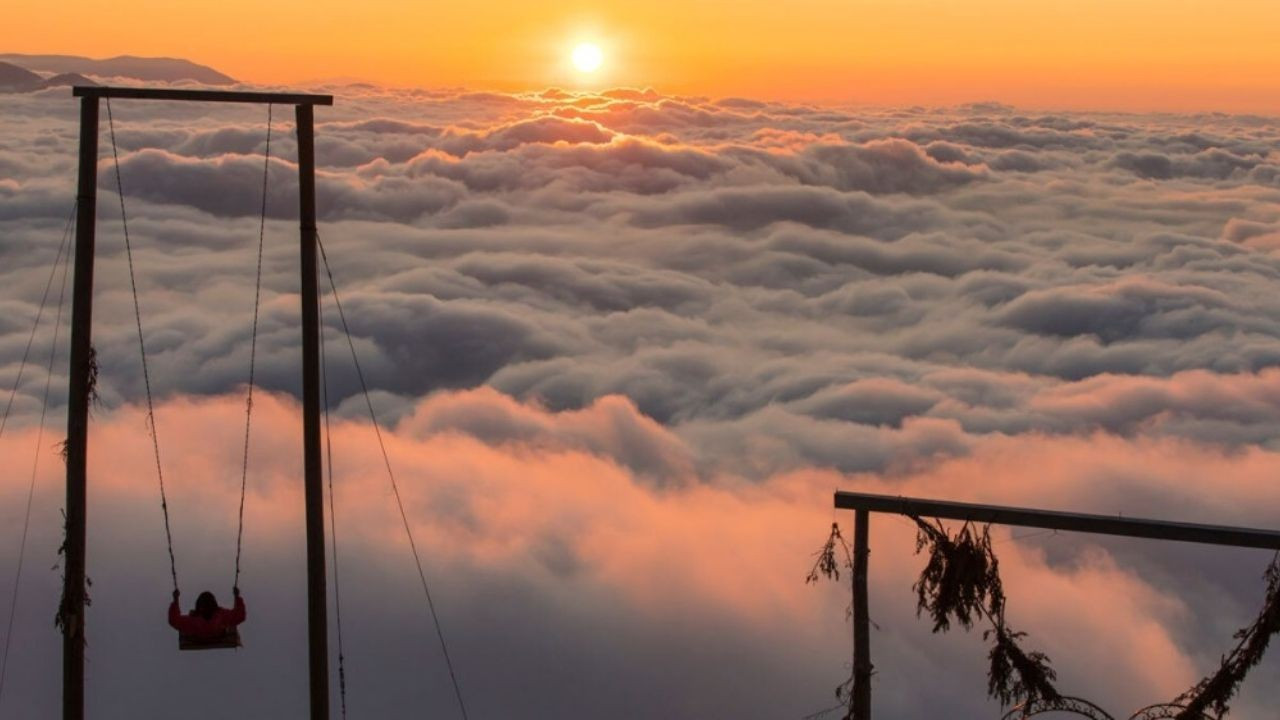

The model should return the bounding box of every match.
[72,86,333,105]
[296,103,330,720]
[62,93,99,720]
[851,509,871,720]
[833,491,1280,550]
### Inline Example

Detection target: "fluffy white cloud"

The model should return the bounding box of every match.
[2,83,1280,719]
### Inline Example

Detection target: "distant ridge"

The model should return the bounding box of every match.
[0,61,99,93]
[0,61,41,90]
[0,53,235,85]
[41,72,98,89]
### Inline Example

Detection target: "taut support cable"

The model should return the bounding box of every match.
[317,233,471,720]
[0,202,75,705]
[0,203,77,441]
[319,311,349,718]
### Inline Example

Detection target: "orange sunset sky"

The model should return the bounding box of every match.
[6,0,1280,113]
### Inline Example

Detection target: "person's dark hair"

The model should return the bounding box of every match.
[194,591,218,620]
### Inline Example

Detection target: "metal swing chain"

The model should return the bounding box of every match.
[106,99,179,593]
[234,103,273,590]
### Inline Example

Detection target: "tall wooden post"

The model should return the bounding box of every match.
[851,509,871,720]
[62,94,99,720]
[296,103,330,720]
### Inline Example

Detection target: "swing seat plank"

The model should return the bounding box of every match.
[179,628,242,651]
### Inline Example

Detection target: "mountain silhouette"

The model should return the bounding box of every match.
[0,54,234,84]
[0,61,98,93]
[41,72,98,89]
[0,60,42,90]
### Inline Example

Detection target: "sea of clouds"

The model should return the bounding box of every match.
[2,82,1280,719]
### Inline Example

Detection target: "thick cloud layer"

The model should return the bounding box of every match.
[2,83,1280,718]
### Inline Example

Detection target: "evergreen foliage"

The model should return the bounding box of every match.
[807,523,851,585]
[910,517,1061,708]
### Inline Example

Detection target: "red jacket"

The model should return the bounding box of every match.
[168,596,246,641]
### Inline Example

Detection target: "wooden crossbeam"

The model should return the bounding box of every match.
[72,86,333,105]
[834,491,1280,550]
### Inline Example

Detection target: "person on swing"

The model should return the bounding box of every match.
[168,587,246,642]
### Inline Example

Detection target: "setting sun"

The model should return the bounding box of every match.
[571,42,603,73]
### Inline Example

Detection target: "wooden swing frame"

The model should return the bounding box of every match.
[62,86,332,719]
[832,490,1280,720]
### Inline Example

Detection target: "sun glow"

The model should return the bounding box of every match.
[571,42,604,73]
